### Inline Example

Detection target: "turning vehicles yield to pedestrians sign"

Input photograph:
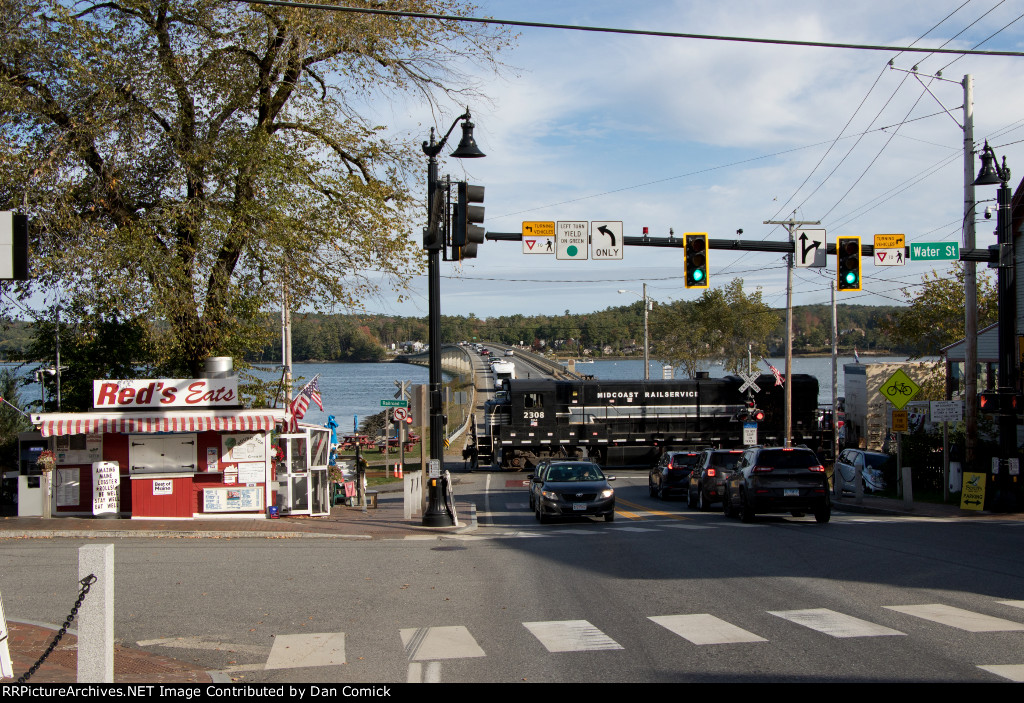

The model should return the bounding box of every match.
[522,221,555,254]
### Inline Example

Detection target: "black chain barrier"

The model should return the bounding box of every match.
[16,574,97,683]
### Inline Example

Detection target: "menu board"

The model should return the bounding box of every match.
[222,433,267,462]
[203,486,263,513]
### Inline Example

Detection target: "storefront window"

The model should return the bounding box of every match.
[288,436,307,473]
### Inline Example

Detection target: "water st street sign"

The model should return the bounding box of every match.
[910,242,959,261]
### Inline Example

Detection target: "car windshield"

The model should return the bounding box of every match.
[546,464,605,482]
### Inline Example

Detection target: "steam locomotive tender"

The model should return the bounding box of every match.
[473,375,827,470]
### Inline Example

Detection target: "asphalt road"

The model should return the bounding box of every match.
[2,471,1023,683]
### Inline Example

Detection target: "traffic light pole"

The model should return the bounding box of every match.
[422,143,452,526]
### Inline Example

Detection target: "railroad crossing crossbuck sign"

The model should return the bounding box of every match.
[738,372,761,394]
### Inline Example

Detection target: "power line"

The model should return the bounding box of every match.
[237,0,1024,57]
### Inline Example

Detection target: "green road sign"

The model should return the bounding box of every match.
[380,399,409,408]
[910,242,959,261]
[879,369,921,410]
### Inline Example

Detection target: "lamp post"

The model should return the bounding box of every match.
[421,109,485,526]
[973,140,1020,512]
[617,284,650,380]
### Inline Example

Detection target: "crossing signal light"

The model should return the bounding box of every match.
[736,400,765,423]
[684,233,709,288]
[837,236,861,291]
[452,182,485,260]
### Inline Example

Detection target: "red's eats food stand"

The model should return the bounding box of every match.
[31,371,289,519]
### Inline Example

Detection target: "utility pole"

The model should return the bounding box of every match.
[764,217,821,447]
[643,283,650,380]
[963,74,978,471]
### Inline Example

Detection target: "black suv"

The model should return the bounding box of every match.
[649,450,702,500]
[723,446,830,523]
[687,448,744,511]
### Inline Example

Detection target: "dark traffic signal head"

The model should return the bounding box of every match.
[422,186,445,251]
[452,182,485,260]
[684,233,709,288]
[837,236,861,291]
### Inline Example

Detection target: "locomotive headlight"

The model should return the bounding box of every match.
[600,488,614,499]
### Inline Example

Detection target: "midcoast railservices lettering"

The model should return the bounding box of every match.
[595,391,698,400]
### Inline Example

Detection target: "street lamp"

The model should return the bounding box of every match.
[973,140,1020,512]
[421,109,485,527]
[617,284,650,380]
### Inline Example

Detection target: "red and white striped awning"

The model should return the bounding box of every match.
[32,409,288,437]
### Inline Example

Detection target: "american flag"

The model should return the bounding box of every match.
[288,375,323,431]
[765,361,785,387]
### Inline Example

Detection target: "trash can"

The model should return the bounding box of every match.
[366,490,378,509]
[267,506,279,519]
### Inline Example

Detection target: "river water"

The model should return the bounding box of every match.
[6,354,930,434]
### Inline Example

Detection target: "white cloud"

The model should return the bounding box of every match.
[357,1,1024,318]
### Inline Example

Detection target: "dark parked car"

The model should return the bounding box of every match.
[687,448,744,511]
[834,448,892,495]
[533,461,616,523]
[649,450,702,500]
[723,446,830,523]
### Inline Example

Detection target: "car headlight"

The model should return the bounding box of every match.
[600,489,614,499]
[541,490,559,500]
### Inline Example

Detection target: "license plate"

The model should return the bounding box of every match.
[784,489,800,497]
[572,503,587,511]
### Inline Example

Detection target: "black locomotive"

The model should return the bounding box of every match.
[472,374,829,470]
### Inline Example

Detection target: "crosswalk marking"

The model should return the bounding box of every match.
[884,604,1024,632]
[523,620,623,652]
[769,609,905,638]
[400,626,486,660]
[649,614,767,645]
[999,600,1024,611]
[977,664,1024,682]
[264,632,346,670]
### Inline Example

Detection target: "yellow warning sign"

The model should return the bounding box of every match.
[960,471,986,511]
[879,368,921,410]
[892,410,908,432]
[874,233,905,249]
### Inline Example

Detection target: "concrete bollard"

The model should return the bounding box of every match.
[78,544,114,683]
[901,466,914,510]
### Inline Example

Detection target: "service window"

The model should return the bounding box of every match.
[129,434,198,473]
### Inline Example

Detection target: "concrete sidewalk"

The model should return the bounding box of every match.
[0,485,476,541]
[832,491,1024,520]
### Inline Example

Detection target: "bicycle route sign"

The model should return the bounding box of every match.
[879,368,921,410]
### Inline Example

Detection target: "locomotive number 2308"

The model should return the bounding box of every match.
[523,411,545,420]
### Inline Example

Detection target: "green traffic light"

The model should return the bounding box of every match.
[693,269,704,282]
[844,271,857,285]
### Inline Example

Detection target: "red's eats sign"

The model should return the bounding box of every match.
[93,378,239,409]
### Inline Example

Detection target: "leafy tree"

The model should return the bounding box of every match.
[0,0,508,375]
[650,278,780,377]
[883,265,998,357]
[0,368,31,470]
[23,303,156,411]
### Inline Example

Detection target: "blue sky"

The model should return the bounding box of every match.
[357,0,1024,320]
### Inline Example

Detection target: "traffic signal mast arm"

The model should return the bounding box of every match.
[483,232,998,262]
